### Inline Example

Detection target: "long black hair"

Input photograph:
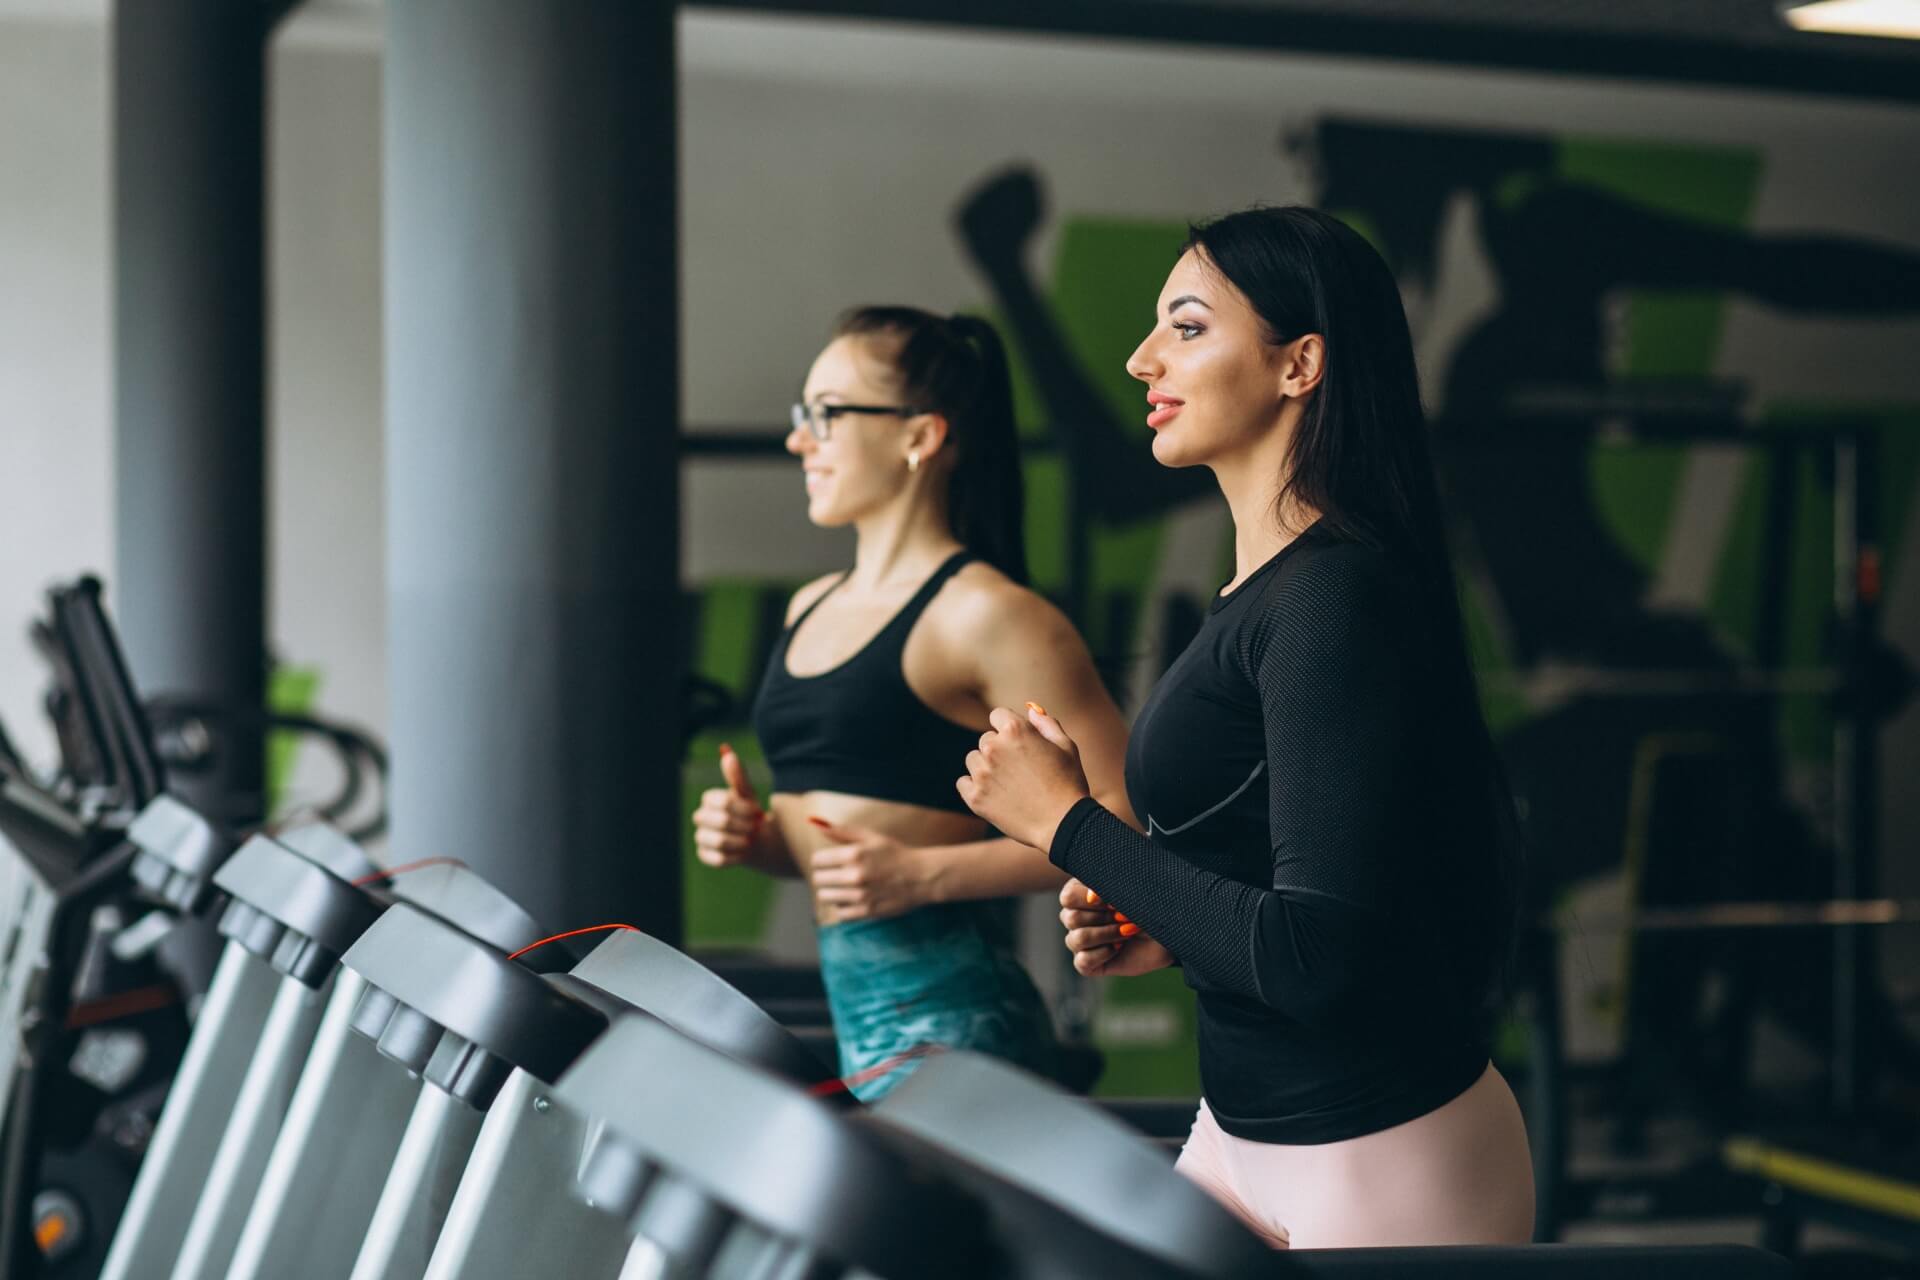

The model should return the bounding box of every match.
[1185,206,1524,1002]
[835,306,1028,585]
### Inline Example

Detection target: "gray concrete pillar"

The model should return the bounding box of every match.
[113,0,281,827]
[385,0,681,939]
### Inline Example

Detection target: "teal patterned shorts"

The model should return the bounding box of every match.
[817,899,1058,1101]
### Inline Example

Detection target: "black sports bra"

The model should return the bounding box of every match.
[752,552,984,815]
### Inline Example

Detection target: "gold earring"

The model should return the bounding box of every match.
[907,450,920,474]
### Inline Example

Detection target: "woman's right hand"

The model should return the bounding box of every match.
[693,744,777,871]
[1059,877,1174,977]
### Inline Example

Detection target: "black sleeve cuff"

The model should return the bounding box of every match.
[1047,795,1110,871]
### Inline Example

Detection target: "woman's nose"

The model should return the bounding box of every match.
[1125,333,1161,383]
[785,423,811,456]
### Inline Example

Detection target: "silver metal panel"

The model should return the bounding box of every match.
[165,973,329,1280]
[618,1237,670,1280]
[101,945,280,1280]
[421,1071,632,1280]
[348,1083,485,1280]
[0,832,56,1122]
[223,971,422,1280]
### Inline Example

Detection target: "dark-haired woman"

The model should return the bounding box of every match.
[693,307,1135,1099]
[959,209,1534,1247]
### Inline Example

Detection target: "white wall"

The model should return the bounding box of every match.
[0,15,110,770]
[0,7,387,822]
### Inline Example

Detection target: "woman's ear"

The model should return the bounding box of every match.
[903,412,951,466]
[1279,333,1327,400]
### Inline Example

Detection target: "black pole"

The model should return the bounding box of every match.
[112,0,275,832]
[385,0,682,939]
[1830,423,1880,1117]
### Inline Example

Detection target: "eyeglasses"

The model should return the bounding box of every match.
[789,401,922,442]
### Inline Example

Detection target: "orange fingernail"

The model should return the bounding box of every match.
[1118,922,1140,937]
[1025,701,1048,717]
[1114,912,1130,923]
[720,742,734,756]
[807,815,833,830]
[1086,889,1100,905]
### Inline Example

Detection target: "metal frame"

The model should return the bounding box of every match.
[106,828,380,1280]
[687,0,1920,105]
[420,929,838,1280]
[0,782,136,1278]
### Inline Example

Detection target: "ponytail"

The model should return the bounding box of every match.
[940,315,1027,585]
[834,307,1029,585]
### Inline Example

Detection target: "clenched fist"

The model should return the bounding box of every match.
[956,703,1090,852]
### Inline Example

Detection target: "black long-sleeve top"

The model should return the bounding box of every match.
[1050,525,1504,1144]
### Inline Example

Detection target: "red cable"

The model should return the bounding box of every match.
[66,984,179,1029]
[808,1043,941,1098]
[351,856,465,887]
[506,924,639,962]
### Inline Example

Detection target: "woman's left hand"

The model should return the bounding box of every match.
[957,704,1090,852]
[810,820,930,923]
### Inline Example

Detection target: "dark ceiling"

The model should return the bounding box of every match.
[695,0,1920,104]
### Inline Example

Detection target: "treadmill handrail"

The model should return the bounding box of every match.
[50,577,164,811]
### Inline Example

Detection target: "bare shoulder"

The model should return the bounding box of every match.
[783,570,847,626]
[931,561,1080,651]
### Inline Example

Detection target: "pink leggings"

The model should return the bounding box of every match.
[1174,1065,1535,1249]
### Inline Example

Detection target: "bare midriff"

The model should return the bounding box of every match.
[768,790,989,923]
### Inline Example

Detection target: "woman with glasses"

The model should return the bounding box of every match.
[691,306,1135,1098]
[958,209,1533,1247]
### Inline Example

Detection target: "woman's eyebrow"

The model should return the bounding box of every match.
[1166,294,1211,314]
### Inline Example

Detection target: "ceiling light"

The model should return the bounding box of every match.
[1782,0,1920,39]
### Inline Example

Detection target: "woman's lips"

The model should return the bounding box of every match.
[1146,401,1183,429]
[805,469,831,495]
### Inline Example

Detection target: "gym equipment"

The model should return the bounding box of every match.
[868,1051,1272,1278]
[1493,421,1920,1243]
[0,779,137,1278]
[122,794,229,919]
[549,1025,1790,1279]
[217,865,541,1280]
[145,696,392,845]
[868,1051,1793,1279]
[0,579,188,1278]
[1282,1246,1792,1278]
[418,929,834,1280]
[332,903,604,1280]
[551,1013,993,1280]
[5,572,405,1278]
[99,822,376,1280]
[694,952,839,1072]
[28,577,166,819]
[1725,1133,1920,1258]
